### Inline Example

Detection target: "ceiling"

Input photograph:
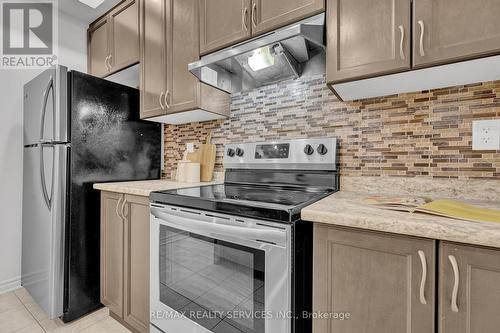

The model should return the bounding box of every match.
[59,0,122,24]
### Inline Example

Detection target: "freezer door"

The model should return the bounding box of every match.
[22,144,68,319]
[24,66,68,145]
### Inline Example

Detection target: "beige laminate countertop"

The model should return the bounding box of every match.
[93,179,222,197]
[302,191,500,249]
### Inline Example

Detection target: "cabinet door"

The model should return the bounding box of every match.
[88,17,110,78]
[140,0,167,119]
[251,0,324,36]
[109,0,139,73]
[313,225,435,333]
[439,242,500,333]
[326,0,411,84]
[413,0,500,68]
[123,195,150,333]
[165,0,200,113]
[199,0,251,55]
[100,192,124,317]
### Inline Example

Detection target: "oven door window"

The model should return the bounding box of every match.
[159,225,265,333]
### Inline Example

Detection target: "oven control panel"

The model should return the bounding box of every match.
[224,138,337,170]
[255,143,290,159]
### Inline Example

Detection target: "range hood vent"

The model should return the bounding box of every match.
[189,13,325,94]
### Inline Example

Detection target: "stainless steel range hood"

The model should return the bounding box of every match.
[189,13,325,94]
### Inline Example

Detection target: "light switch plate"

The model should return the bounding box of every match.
[472,120,500,150]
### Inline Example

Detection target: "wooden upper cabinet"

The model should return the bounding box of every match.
[88,17,110,78]
[439,242,500,333]
[326,0,411,84]
[88,0,139,78]
[100,191,124,317]
[140,0,166,119]
[199,0,251,55]
[140,0,230,122]
[109,0,140,72]
[251,0,324,36]
[314,224,435,333]
[413,0,500,68]
[166,0,201,113]
[200,0,324,55]
[123,195,150,333]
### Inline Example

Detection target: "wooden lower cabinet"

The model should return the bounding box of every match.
[101,191,124,316]
[439,242,500,333]
[313,224,436,333]
[100,191,150,333]
[123,195,150,332]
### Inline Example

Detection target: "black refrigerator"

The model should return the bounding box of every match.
[22,66,161,322]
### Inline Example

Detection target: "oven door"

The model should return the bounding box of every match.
[150,204,291,333]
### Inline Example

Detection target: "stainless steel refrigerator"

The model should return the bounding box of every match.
[22,66,161,322]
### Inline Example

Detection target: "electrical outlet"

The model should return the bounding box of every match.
[472,120,500,150]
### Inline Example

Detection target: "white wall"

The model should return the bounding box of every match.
[0,10,88,293]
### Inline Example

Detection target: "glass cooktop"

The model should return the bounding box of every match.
[150,183,334,223]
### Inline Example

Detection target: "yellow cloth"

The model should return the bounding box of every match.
[416,199,500,224]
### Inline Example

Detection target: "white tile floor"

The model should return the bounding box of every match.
[0,288,131,333]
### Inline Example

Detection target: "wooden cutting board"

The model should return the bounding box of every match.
[199,132,216,182]
[186,151,200,163]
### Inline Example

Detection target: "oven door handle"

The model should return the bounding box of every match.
[151,208,287,245]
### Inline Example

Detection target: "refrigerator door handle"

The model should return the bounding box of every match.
[40,76,54,143]
[39,143,54,210]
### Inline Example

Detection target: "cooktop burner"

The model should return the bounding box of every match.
[160,183,329,206]
[150,183,334,222]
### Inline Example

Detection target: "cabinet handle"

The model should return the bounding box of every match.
[108,55,113,70]
[448,255,460,313]
[105,55,110,71]
[243,7,249,31]
[418,250,427,305]
[418,20,426,57]
[159,91,165,109]
[121,198,128,219]
[106,55,112,71]
[398,25,405,60]
[165,90,171,109]
[251,3,257,28]
[115,196,123,218]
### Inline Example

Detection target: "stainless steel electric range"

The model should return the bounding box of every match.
[149,138,339,333]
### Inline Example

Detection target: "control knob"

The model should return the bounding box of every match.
[227,148,235,157]
[235,148,244,157]
[304,144,314,155]
[317,144,328,155]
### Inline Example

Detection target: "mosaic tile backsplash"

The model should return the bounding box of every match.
[163,74,500,180]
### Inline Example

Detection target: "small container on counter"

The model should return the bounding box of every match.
[176,143,201,183]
